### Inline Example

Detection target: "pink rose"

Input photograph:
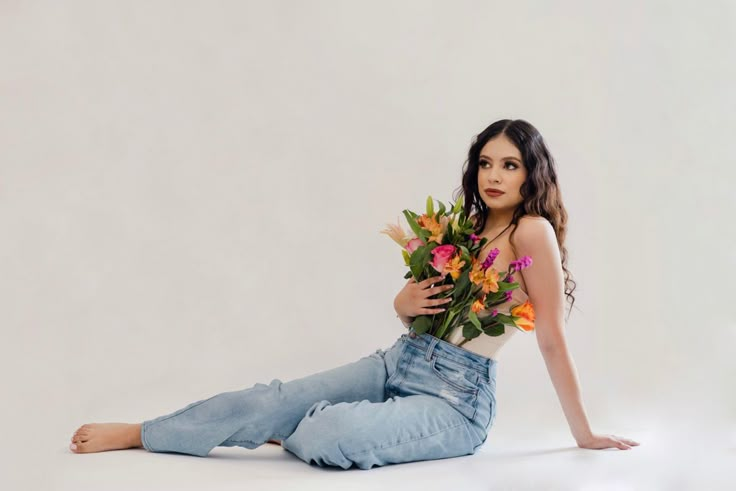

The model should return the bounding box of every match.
[430,244,456,274]
[405,237,425,254]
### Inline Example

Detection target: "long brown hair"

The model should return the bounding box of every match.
[453,119,578,319]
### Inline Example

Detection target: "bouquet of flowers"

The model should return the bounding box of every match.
[380,195,536,344]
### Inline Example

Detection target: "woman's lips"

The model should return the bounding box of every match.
[484,190,505,197]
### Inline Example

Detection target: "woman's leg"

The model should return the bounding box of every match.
[281,394,479,470]
[70,339,401,456]
[279,333,497,470]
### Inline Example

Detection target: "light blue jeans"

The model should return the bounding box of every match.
[140,331,498,470]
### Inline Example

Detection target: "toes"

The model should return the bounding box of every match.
[72,435,86,444]
[72,428,92,443]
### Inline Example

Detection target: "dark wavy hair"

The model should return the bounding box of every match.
[452,118,578,319]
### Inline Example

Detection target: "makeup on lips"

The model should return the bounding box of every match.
[484,188,505,197]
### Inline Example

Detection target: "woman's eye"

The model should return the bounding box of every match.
[480,161,518,169]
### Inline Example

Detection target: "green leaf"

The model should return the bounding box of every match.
[412,315,432,335]
[468,310,481,330]
[494,313,515,325]
[482,322,505,336]
[454,270,470,298]
[462,322,482,340]
[452,197,463,214]
[496,281,518,292]
[438,201,446,216]
[483,291,506,305]
[402,210,428,242]
[409,243,437,279]
[426,195,434,217]
[434,308,458,339]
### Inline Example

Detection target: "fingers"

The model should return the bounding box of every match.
[426,285,453,297]
[421,274,447,287]
[422,280,453,294]
[611,435,636,450]
[417,294,452,315]
[579,434,640,451]
[617,436,640,447]
[420,307,447,315]
[426,297,452,307]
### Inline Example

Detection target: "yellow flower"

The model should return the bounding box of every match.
[510,300,536,332]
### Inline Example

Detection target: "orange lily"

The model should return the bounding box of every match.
[510,300,535,331]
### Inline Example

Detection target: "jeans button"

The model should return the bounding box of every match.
[409,332,417,339]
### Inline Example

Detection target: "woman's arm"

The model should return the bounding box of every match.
[513,217,594,444]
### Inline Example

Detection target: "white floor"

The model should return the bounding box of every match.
[8,408,734,491]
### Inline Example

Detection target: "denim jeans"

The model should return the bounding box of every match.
[140,331,498,470]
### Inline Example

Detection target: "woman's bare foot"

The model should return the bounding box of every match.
[69,423,143,453]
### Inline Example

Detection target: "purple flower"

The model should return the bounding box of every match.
[504,290,513,302]
[491,309,498,317]
[510,255,533,272]
[506,274,514,283]
[482,248,500,270]
[469,233,480,244]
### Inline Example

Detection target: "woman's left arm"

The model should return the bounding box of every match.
[513,217,640,450]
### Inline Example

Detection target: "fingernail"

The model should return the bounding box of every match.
[70,443,77,450]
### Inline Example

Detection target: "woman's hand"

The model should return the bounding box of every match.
[576,433,641,450]
[394,274,453,320]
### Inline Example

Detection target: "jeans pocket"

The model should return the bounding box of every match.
[430,355,480,394]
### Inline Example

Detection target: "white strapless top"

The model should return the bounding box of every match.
[444,287,529,361]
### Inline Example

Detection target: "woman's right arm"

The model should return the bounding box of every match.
[393,275,453,328]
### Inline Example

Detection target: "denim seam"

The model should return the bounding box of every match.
[224,433,289,445]
[385,341,410,390]
[144,396,216,436]
[344,420,471,458]
[140,422,155,452]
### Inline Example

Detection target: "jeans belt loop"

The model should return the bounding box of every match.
[425,336,438,361]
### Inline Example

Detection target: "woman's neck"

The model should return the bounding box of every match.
[483,209,515,232]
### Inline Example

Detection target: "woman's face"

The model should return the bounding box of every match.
[476,134,528,214]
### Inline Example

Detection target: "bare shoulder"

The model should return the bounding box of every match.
[512,215,556,247]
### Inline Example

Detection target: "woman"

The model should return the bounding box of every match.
[69,119,639,469]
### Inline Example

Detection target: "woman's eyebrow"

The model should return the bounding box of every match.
[479,155,521,163]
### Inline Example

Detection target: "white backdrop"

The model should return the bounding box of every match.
[1,1,734,490]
